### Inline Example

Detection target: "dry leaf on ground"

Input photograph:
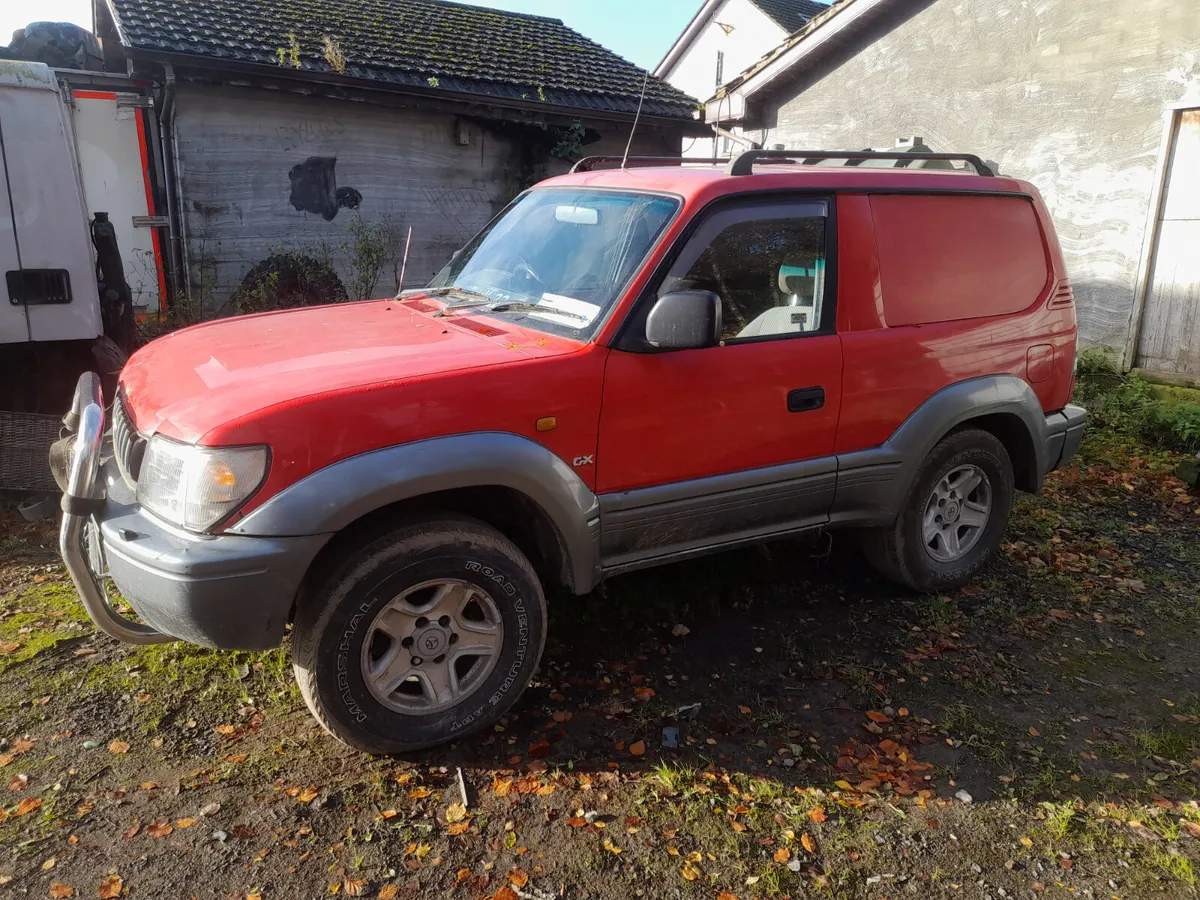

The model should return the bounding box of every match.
[97,875,122,899]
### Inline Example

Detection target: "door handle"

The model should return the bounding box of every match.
[787,387,825,413]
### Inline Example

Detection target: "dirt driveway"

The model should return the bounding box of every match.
[2,425,1199,900]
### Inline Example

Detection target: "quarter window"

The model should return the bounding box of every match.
[660,206,829,341]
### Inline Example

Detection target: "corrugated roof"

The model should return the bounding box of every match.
[749,0,830,34]
[108,0,700,119]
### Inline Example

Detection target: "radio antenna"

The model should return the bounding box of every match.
[395,225,413,297]
[621,71,650,169]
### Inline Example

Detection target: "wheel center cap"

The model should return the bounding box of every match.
[415,627,448,656]
[944,501,961,523]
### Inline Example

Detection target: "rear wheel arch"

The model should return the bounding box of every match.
[950,411,1040,492]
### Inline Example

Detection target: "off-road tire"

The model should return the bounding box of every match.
[862,429,1014,592]
[291,515,547,754]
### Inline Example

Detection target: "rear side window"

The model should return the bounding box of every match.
[870,194,1049,327]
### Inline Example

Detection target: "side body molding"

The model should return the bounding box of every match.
[228,432,602,593]
[832,375,1050,527]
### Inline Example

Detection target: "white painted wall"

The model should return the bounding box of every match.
[660,0,787,157]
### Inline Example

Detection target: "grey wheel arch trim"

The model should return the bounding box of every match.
[228,432,602,593]
[832,375,1050,528]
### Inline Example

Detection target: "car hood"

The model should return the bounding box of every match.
[120,297,583,442]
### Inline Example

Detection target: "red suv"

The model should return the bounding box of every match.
[56,150,1085,754]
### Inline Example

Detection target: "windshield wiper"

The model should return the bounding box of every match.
[486,301,588,322]
[426,288,492,317]
[435,297,589,322]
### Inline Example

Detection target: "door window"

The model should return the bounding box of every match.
[659,202,829,341]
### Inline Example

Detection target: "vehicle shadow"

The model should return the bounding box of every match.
[426,531,993,795]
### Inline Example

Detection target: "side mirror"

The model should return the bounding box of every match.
[645,291,722,350]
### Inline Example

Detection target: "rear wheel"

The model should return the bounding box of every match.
[291,516,547,754]
[863,429,1013,592]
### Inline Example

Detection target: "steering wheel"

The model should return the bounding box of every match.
[513,255,543,289]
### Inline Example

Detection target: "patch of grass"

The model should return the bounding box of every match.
[1130,727,1195,763]
[1075,371,1200,453]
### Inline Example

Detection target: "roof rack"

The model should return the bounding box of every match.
[570,156,731,174]
[725,150,995,177]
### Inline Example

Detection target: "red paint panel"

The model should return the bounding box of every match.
[596,335,842,493]
[870,194,1049,327]
[72,90,117,101]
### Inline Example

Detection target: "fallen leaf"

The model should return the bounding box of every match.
[455,869,471,883]
[224,753,248,764]
[491,889,519,900]
[298,788,320,803]
[491,778,513,797]
[42,858,56,871]
[807,808,827,823]
[602,838,622,854]
[10,739,35,754]
[446,802,467,824]
[0,755,12,768]
[680,864,700,881]
[1020,836,1033,848]
[343,880,367,897]
[865,710,890,724]
[0,641,20,654]
[671,624,690,637]
[49,884,75,899]
[214,725,237,736]
[629,740,646,756]
[146,821,173,838]
[566,817,587,827]
[633,687,656,700]
[14,797,41,816]
[718,893,739,900]
[447,821,470,836]
[508,868,529,888]
[175,818,197,829]
[378,886,399,900]
[801,833,816,853]
[773,848,791,864]
[1059,859,1073,870]
[9,774,28,791]
[536,784,556,796]
[1028,727,1041,737]
[97,875,122,899]
[738,705,751,715]
[108,740,130,755]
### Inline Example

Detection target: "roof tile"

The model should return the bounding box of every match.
[110,0,700,118]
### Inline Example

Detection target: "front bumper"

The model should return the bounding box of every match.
[56,374,329,650]
[1044,403,1087,474]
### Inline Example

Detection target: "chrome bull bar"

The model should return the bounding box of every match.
[59,373,172,644]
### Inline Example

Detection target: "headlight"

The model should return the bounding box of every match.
[136,437,268,532]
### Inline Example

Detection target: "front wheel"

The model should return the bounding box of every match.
[291,516,547,754]
[862,428,1014,592]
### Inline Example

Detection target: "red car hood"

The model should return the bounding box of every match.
[120,298,582,442]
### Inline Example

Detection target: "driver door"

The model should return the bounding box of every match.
[595,198,843,569]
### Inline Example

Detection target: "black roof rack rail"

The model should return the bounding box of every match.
[725,150,995,177]
[570,156,731,174]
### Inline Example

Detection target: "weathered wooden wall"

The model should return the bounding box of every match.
[173,84,680,317]
[744,0,1200,357]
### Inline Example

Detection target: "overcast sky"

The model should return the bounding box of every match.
[1,0,701,72]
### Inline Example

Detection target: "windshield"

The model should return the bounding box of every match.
[428,188,679,337]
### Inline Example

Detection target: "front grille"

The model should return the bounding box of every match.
[111,392,146,489]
